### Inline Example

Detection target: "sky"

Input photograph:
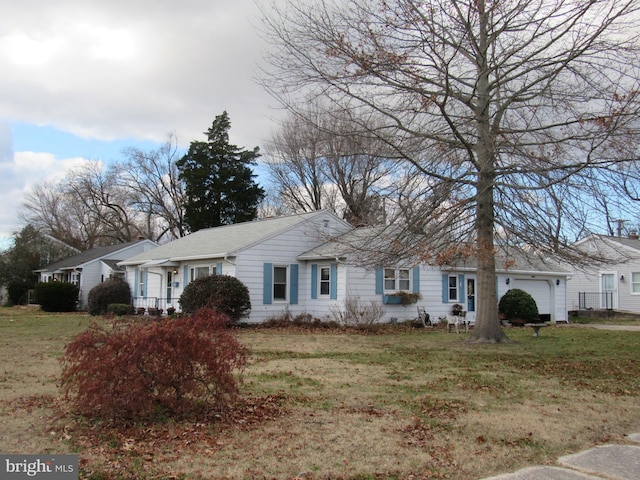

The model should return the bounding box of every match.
[0,0,281,250]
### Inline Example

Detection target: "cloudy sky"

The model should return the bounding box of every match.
[0,0,281,249]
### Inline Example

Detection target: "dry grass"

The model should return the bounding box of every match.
[1,307,640,479]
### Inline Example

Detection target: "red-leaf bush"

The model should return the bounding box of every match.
[60,308,248,422]
[179,274,251,323]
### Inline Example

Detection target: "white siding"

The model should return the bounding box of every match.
[566,236,640,313]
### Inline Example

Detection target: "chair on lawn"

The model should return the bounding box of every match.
[445,312,469,333]
[417,306,432,327]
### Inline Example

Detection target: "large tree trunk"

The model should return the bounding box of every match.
[468,0,509,343]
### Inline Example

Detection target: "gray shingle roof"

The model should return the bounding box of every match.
[120,211,338,265]
[35,240,152,273]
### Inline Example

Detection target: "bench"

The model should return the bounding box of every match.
[524,323,550,337]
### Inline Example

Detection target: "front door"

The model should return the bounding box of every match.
[600,273,616,309]
[466,277,476,319]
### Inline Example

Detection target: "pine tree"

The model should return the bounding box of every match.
[177,112,264,232]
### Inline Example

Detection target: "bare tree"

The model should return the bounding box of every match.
[22,177,106,250]
[264,105,395,225]
[261,0,640,342]
[115,135,186,241]
[21,137,188,249]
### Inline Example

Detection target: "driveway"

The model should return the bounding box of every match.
[560,323,640,331]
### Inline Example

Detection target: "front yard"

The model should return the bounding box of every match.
[1,307,639,479]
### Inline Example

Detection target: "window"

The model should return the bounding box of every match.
[273,266,288,301]
[448,275,458,301]
[384,268,411,292]
[320,266,331,296]
[190,266,210,281]
[632,272,640,294]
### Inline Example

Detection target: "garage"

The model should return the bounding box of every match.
[512,279,552,315]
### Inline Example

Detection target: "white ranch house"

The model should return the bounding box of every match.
[119,210,570,323]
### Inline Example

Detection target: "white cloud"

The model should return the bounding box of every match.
[0,0,284,249]
[0,0,278,148]
[0,151,87,245]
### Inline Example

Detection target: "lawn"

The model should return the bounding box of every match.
[1,307,640,479]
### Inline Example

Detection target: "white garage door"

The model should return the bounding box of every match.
[512,280,551,314]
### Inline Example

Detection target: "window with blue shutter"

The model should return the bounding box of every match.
[263,263,273,304]
[375,267,384,294]
[412,267,420,294]
[289,264,299,305]
[311,264,318,300]
[441,273,464,302]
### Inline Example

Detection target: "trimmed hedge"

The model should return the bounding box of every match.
[498,288,539,326]
[34,282,79,312]
[88,278,132,316]
[179,275,251,323]
[107,303,134,316]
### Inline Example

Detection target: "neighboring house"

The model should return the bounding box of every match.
[35,239,158,310]
[566,233,640,313]
[119,210,570,323]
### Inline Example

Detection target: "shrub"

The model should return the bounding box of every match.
[87,278,132,316]
[498,288,539,326]
[7,281,34,306]
[34,282,79,312]
[330,296,385,325]
[179,275,251,323]
[107,303,134,316]
[60,308,248,422]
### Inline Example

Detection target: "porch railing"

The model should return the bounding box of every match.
[131,297,178,313]
[578,292,614,310]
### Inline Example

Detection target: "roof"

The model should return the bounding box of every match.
[120,210,348,266]
[35,240,155,273]
[593,235,640,252]
[298,227,384,260]
[301,229,571,275]
[446,249,572,275]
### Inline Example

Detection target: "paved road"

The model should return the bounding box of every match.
[482,433,640,479]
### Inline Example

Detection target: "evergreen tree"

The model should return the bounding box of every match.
[177,112,264,232]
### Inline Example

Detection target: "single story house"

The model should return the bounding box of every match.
[119,210,569,323]
[566,233,640,312]
[35,239,157,310]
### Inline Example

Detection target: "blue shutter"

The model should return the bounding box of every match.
[290,264,299,305]
[311,264,318,300]
[263,263,273,305]
[183,265,189,287]
[375,268,384,294]
[330,263,338,300]
[442,274,449,303]
[216,262,223,275]
[134,268,139,297]
[142,268,148,298]
[458,274,465,302]
[412,267,420,294]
